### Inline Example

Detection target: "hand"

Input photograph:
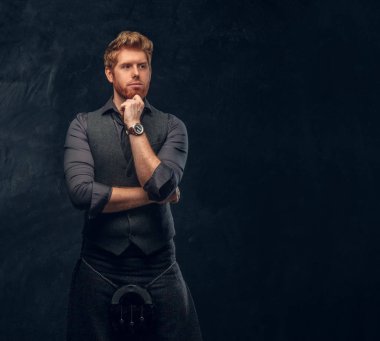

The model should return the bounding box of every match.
[120,94,145,127]
[158,187,180,204]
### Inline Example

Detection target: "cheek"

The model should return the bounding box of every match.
[145,73,151,84]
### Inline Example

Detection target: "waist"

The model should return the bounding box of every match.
[81,239,176,277]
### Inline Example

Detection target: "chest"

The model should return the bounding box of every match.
[87,111,168,186]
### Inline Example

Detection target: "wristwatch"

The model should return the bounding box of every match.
[125,122,144,136]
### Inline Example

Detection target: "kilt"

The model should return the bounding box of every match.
[66,241,202,341]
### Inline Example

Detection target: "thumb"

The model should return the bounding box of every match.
[133,94,143,102]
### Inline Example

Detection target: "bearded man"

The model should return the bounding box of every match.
[64,30,202,341]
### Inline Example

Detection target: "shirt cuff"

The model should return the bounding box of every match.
[143,163,177,201]
[88,182,112,218]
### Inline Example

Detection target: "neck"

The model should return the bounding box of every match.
[112,92,125,114]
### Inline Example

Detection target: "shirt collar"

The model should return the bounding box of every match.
[100,96,153,116]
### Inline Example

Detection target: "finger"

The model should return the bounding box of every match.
[130,98,140,107]
[174,192,180,203]
[120,99,132,110]
[133,95,145,108]
[133,94,143,101]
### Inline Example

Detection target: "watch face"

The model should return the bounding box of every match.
[134,123,144,135]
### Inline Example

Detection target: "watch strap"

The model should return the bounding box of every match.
[125,122,144,136]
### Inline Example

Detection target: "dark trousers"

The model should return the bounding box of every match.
[66,242,202,341]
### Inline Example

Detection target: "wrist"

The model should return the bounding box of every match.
[125,122,144,136]
[124,120,141,129]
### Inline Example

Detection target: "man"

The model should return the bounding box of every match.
[64,31,202,341]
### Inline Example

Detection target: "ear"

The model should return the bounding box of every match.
[105,67,113,83]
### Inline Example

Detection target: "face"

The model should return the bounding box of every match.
[105,48,151,101]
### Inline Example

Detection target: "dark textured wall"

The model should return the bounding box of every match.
[0,1,379,340]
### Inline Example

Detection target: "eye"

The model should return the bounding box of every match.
[138,63,148,69]
[121,64,131,69]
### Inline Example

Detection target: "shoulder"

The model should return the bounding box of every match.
[167,113,187,135]
[66,112,89,133]
[147,102,186,128]
[64,112,90,146]
[69,103,110,130]
[144,100,187,136]
[75,112,89,124]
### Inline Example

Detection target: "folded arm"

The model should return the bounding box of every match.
[63,113,153,217]
[122,96,188,202]
[64,105,186,217]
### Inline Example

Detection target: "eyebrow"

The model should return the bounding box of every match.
[119,61,148,66]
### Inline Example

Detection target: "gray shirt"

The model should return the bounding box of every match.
[64,97,188,217]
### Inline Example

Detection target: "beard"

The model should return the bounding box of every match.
[115,86,141,100]
[113,80,150,100]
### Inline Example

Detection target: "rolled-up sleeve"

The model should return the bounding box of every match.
[143,114,188,201]
[63,113,112,217]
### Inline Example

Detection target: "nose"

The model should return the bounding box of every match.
[132,65,139,78]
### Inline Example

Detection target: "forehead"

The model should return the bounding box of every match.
[115,48,148,65]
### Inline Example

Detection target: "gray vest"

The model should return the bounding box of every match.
[83,104,175,255]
